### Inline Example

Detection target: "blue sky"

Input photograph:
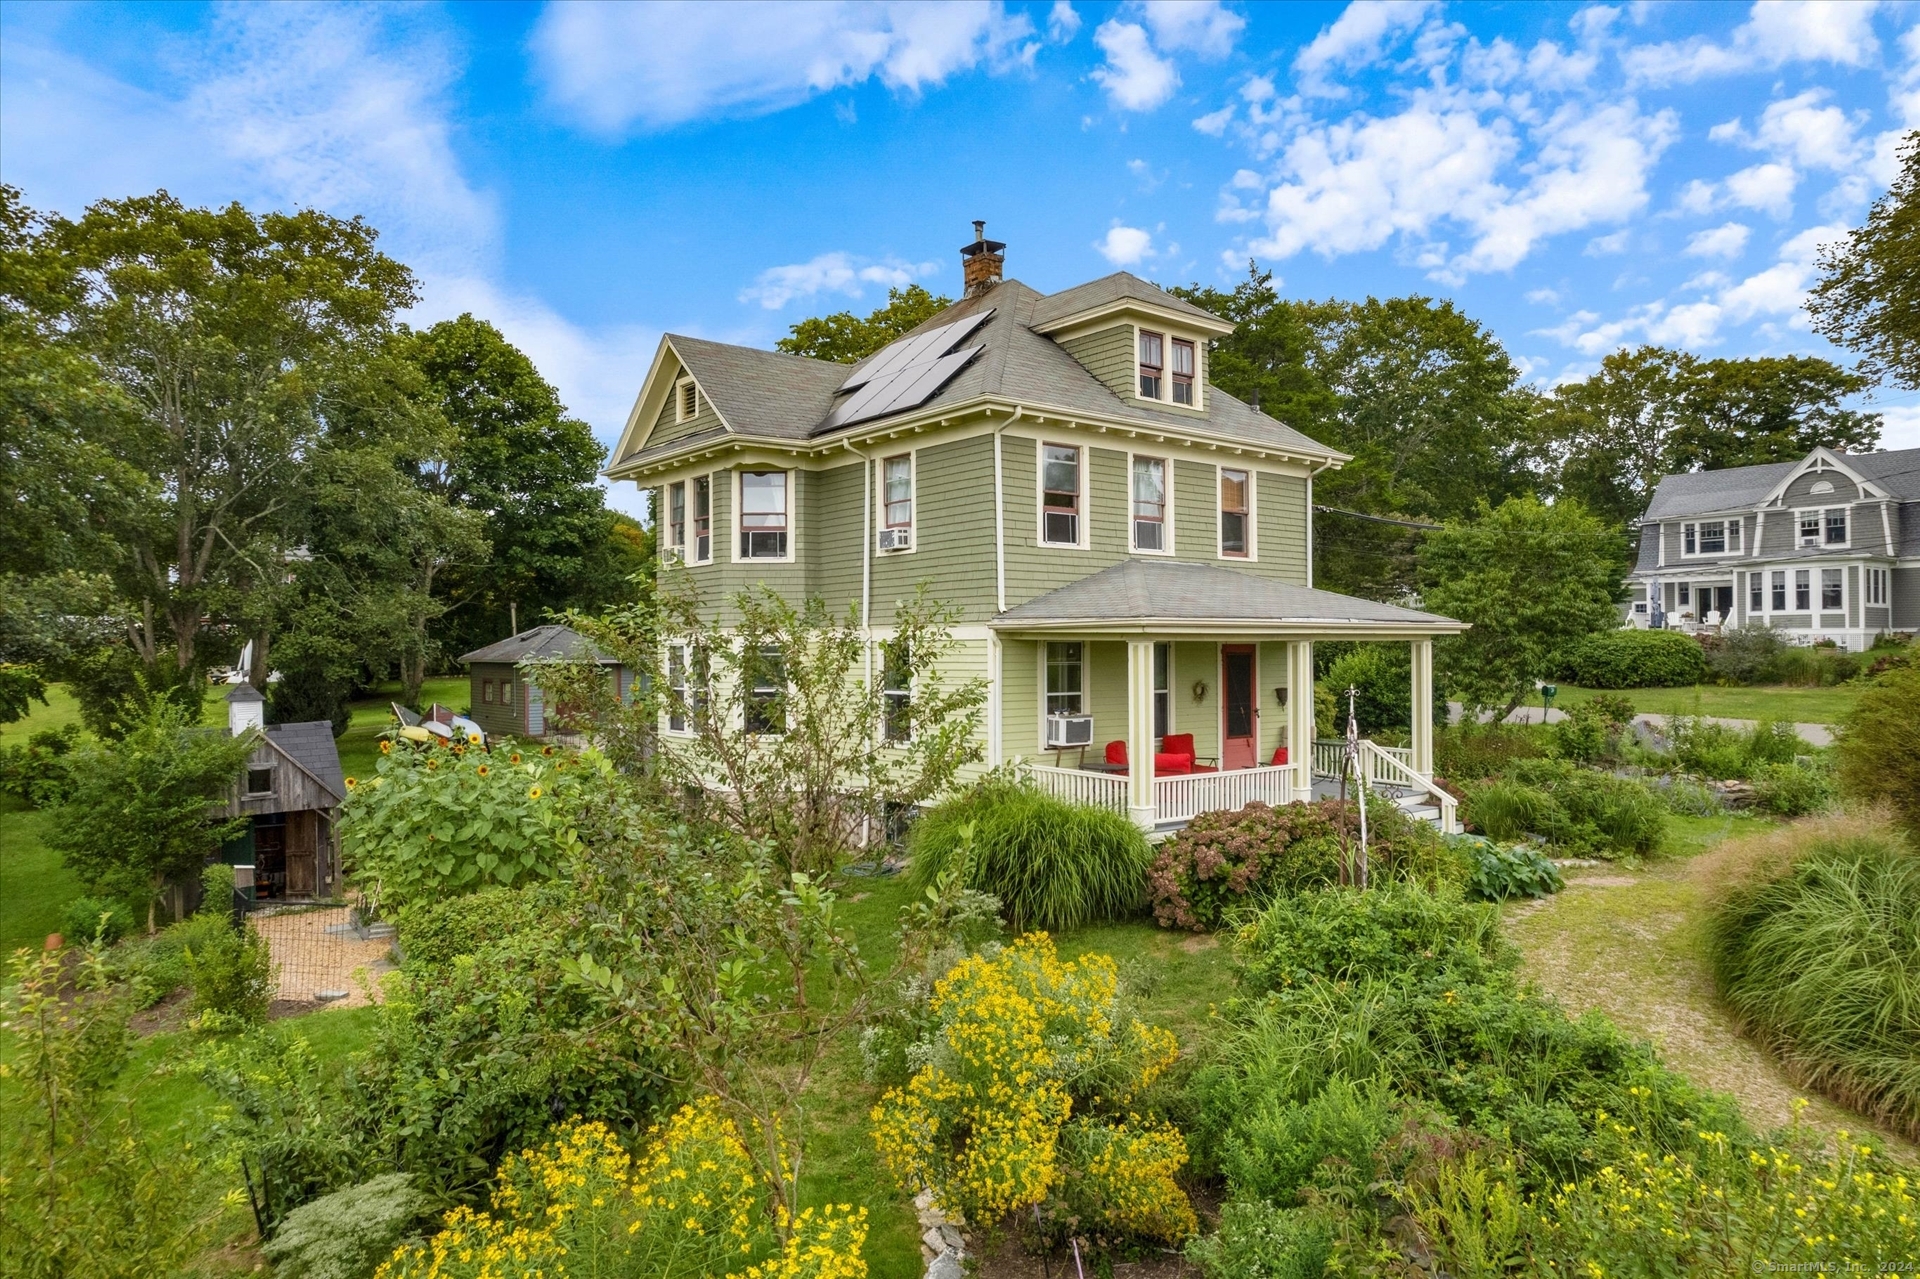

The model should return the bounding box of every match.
[4,0,1917,517]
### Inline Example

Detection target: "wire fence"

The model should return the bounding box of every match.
[242,899,396,1009]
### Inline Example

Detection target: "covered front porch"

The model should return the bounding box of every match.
[987,560,1464,833]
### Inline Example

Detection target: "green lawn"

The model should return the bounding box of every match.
[1553,682,1863,726]
[336,676,469,781]
[0,798,82,954]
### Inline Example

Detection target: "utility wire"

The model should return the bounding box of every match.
[1313,504,1443,530]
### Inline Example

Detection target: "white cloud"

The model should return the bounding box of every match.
[737,251,934,309]
[1047,1,1081,42]
[1714,90,1864,172]
[529,1,1036,132]
[1585,230,1631,255]
[1675,179,1718,215]
[1193,104,1234,135]
[1095,224,1155,265]
[1724,162,1798,216]
[1875,402,1920,450]
[1685,221,1751,258]
[1624,0,1880,85]
[1091,20,1178,110]
[1141,0,1244,57]
[1719,221,1847,320]
[1525,287,1562,305]
[1293,0,1437,97]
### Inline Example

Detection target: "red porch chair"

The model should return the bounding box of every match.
[1103,740,1194,776]
[1161,733,1218,773]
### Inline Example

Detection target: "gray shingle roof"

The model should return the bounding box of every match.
[669,335,848,441]
[264,722,344,805]
[1633,523,1660,572]
[459,624,617,666]
[991,559,1463,630]
[1027,270,1228,330]
[1643,447,1920,519]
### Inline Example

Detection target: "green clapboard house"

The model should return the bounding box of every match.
[607,227,1466,833]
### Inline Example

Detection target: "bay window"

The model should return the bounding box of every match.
[1042,444,1081,546]
[1795,570,1810,611]
[1171,339,1195,405]
[739,470,789,559]
[1132,456,1167,551]
[1220,468,1250,557]
[1771,571,1786,611]
[882,455,913,529]
[1749,574,1762,612]
[1867,567,1889,605]
[1138,330,1163,399]
[745,645,784,734]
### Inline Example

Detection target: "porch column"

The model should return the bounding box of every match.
[1126,638,1156,830]
[1410,638,1434,777]
[1286,640,1315,804]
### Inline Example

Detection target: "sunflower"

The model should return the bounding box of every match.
[541,745,555,756]
[452,743,466,755]
[476,764,490,777]
[509,752,523,765]
[344,777,357,790]
[527,785,544,800]
[426,758,439,770]
[380,740,393,755]
[467,732,482,745]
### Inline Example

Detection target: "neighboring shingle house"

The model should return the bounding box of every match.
[459,624,633,740]
[218,683,345,902]
[604,228,1466,831]
[1624,445,1920,650]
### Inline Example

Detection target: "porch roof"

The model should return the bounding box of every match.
[989,559,1466,638]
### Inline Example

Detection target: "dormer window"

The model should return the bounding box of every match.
[676,379,699,423]
[1138,330,1163,399]
[1171,339,1195,405]
[1825,510,1847,544]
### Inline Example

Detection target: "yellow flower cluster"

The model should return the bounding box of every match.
[1063,1118,1197,1244]
[377,1103,867,1279]
[869,934,1194,1236]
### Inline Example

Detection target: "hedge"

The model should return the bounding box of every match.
[1559,629,1707,688]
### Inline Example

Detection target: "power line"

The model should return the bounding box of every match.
[1313,504,1443,530]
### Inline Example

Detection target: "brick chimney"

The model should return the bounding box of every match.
[960,220,1005,297]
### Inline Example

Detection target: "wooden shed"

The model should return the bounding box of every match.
[459,624,632,740]
[218,684,346,902]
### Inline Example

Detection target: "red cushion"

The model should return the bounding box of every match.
[1153,752,1192,775]
[1162,733,1197,758]
[1270,745,1289,766]
[1105,740,1127,766]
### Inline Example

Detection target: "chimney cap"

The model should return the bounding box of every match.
[960,219,1005,258]
[226,682,265,702]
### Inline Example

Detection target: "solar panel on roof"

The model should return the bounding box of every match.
[823,307,995,429]
[839,308,994,391]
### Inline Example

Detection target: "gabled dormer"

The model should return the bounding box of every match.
[1030,273,1234,415]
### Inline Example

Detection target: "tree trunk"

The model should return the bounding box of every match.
[147,876,160,936]
[249,630,272,691]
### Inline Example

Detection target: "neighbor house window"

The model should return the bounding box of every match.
[667,482,687,558]
[1697,521,1725,554]
[1132,456,1167,551]
[677,379,699,422]
[1821,568,1843,610]
[881,639,911,744]
[1138,330,1164,399]
[1795,570,1811,610]
[483,680,496,705]
[1728,520,1741,551]
[1171,339,1195,405]
[745,646,784,735]
[1867,567,1889,605]
[1684,523,1696,554]
[501,678,514,706]
[739,471,789,559]
[246,767,274,796]
[1153,642,1170,740]
[883,455,913,529]
[1046,642,1083,717]
[1825,509,1847,545]
[1749,575,1762,612]
[1042,444,1081,546]
[1771,571,1786,611]
[1220,468,1250,557]
[692,475,711,562]
[1800,513,1821,546]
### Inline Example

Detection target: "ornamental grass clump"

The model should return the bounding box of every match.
[1704,825,1920,1142]
[907,773,1150,932]
[869,934,1191,1241]
[377,1103,870,1279]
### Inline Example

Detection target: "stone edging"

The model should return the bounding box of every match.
[914,1188,968,1278]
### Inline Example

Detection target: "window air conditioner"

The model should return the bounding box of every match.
[1045,713,1094,749]
[877,528,912,552]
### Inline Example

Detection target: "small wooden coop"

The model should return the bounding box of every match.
[459,624,633,741]
[219,683,346,902]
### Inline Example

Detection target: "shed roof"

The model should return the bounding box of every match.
[459,624,618,666]
[263,722,345,805]
[990,559,1464,635]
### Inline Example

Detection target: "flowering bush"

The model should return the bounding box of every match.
[1055,1118,1197,1245]
[342,735,604,914]
[869,934,1189,1238]
[377,1103,868,1279]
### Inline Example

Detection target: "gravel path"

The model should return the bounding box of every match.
[253,905,395,1008]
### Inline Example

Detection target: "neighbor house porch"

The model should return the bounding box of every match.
[986,560,1465,834]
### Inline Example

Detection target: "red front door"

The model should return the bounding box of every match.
[1222,646,1257,770]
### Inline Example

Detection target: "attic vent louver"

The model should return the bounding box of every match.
[823,307,994,430]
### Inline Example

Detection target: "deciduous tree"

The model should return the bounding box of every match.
[1809,130,1920,389]
[775,283,949,364]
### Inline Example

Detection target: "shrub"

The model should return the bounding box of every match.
[1551,694,1636,764]
[908,773,1150,932]
[199,860,234,915]
[1747,761,1835,817]
[869,934,1188,1233]
[1700,622,1788,685]
[1461,781,1549,843]
[109,910,234,1007]
[1147,798,1459,932]
[393,884,547,967]
[1235,883,1510,994]
[58,895,134,946]
[1560,628,1707,688]
[0,724,81,807]
[1317,643,1413,731]
[1464,760,1665,857]
[184,920,274,1026]
[1433,722,1551,781]
[1834,662,1920,836]
[1185,1201,1335,1279]
[198,1030,366,1230]
[1055,1118,1198,1246]
[1217,1075,1398,1207]
[1649,774,1723,817]
[1669,716,1808,780]
[1705,831,1920,1142]
[1459,838,1564,901]
[261,1174,424,1279]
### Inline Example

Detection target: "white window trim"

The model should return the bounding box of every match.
[1678,517,1742,559]
[674,376,700,424]
[663,641,694,737]
[1126,450,1175,556]
[1039,640,1087,747]
[732,467,796,564]
[876,449,917,555]
[876,634,914,746]
[689,472,714,565]
[1864,566,1890,607]
[1036,439,1090,550]
[1216,463,1258,562]
[664,480,687,562]
[1816,565,1848,615]
[1128,322,1205,412]
[1791,505,1851,551]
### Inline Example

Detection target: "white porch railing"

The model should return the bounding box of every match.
[1153,763,1299,824]
[1312,738,1411,778]
[1355,739,1458,834]
[1025,763,1129,815]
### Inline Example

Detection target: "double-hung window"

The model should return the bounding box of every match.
[1684,523,1696,554]
[1220,468,1250,557]
[1045,642,1083,717]
[501,677,514,707]
[692,476,711,562]
[1771,571,1786,611]
[1795,570,1811,611]
[1697,521,1725,554]
[883,455,913,530]
[666,482,687,558]
[1825,509,1848,545]
[1042,444,1081,546]
[881,639,911,744]
[1171,339,1196,405]
[483,680,497,705]
[745,645,784,735]
[1138,330,1164,399]
[666,644,689,733]
[1800,513,1821,546]
[739,471,789,559]
[1821,569,1843,610]
[1131,456,1167,551]
[1153,642,1170,740]
[1749,575,1762,612]
[1867,567,1889,605]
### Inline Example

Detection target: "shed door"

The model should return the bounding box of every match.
[285,812,317,897]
